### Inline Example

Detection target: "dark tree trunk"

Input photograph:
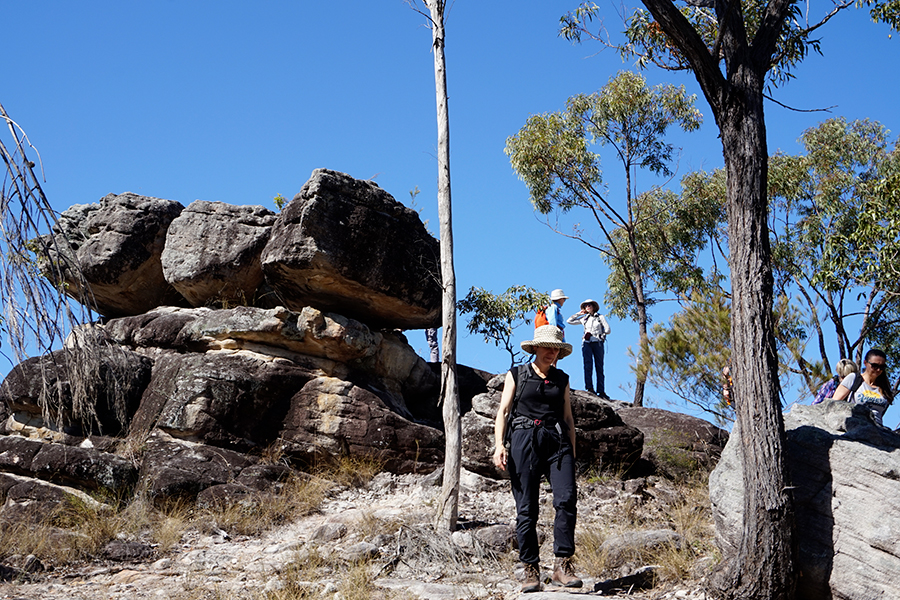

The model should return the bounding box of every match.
[636,2,797,598]
[716,70,796,600]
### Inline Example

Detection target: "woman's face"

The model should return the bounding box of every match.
[584,304,597,314]
[535,346,560,364]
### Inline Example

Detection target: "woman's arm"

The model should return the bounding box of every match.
[562,384,576,459]
[493,371,516,471]
[832,384,851,402]
[566,312,585,325]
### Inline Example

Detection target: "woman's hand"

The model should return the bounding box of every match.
[493,445,508,471]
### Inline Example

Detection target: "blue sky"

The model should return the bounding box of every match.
[3,2,899,427]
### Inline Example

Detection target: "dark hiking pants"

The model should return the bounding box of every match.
[508,421,577,566]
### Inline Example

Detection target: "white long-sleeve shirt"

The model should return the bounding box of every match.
[567,312,610,343]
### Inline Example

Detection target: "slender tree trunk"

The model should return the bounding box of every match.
[424,0,461,533]
[716,74,796,600]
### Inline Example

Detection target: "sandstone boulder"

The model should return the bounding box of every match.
[710,400,900,600]
[279,376,444,474]
[261,169,441,329]
[39,192,188,317]
[616,406,728,477]
[0,346,153,436]
[139,430,258,500]
[130,351,314,452]
[161,200,277,307]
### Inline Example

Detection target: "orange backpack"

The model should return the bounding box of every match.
[534,306,549,328]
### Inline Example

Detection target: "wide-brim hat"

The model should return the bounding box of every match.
[550,288,568,301]
[580,299,600,311]
[521,325,573,359]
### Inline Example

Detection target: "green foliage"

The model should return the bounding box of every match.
[457,285,549,368]
[506,71,705,403]
[562,2,900,88]
[646,290,733,424]
[273,194,287,210]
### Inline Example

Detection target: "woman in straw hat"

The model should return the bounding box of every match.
[492,325,582,592]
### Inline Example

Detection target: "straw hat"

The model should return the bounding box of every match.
[521,325,573,358]
[580,299,600,311]
[550,289,568,301]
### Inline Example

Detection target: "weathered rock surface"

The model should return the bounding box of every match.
[39,192,189,317]
[279,377,445,474]
[0,346,153,436]
[161,200,277,307]
[616,406,728,477]
[260,169,442,329]
[710,400,900,600]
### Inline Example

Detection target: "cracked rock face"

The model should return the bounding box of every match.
[710,400,900,600]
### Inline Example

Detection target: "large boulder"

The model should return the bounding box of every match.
[138,430,258,500]
[279,376,445,474]
[461,373,644,478]
[131,352,314,452]
[616,406,728,477]
[38,192,189,317]
[709,400,900,600]
[260,169,441,329]
[0,346,153,436]
[161,200,277,307]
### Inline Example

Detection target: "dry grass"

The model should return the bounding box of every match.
[576,472,716,583]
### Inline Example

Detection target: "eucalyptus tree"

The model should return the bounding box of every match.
[769,117,900,386]
[408,0,461,533]
[457,286,549,369]
[560,3,900,598]
[506,70,704,406]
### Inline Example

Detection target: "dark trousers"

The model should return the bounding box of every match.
[582,339,605,396]
[508,424,577,566]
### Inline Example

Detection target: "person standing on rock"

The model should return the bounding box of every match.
[567,299,611,398]
[545,289,569,341]
[492,325,583,593]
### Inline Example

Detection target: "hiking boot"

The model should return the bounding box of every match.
[521,563,542,593]
[551,557,583,588]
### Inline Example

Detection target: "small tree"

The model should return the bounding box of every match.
[457,286,549,369]
[408,0,461,533]
[506,70,703,406]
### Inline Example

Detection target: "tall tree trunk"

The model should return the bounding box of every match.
[424,0,461,533]
[716,74,796,600]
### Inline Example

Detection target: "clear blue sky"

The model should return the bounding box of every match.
[3,2,899,427]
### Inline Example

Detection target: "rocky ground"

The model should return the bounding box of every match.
[0,470,713,600]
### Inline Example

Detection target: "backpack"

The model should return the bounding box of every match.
[813,376,839,405]
[534,306,549,328]
[503,364,534,449]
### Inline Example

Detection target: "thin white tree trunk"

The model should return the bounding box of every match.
[424,0,461,533]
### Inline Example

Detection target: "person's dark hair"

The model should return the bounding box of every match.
[864,348,893,404]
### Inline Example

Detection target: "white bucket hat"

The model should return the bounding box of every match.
[550,289,568,301]
[521,325,573,359]
[580,299,600,311]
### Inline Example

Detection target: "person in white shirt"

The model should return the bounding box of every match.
[567,299,611,398]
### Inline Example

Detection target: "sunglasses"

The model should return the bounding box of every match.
[867,362,887,371]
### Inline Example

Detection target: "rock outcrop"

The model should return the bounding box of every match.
[709,400,900,600]
[260,169,441,329]
[1,168,727,531]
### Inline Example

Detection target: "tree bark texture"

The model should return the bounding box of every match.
[718,73,796,600]
[637,2,797,598]
[425,0,461,534]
